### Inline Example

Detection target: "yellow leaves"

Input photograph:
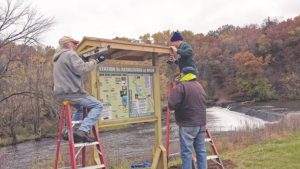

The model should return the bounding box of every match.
[30,55,46,64]
[257,35,271,53]
[264,54,273,65]
[284,72,299,82]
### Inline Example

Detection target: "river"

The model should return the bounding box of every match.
[0,106,278,169]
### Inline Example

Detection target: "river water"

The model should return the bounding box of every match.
[0,106,274,169]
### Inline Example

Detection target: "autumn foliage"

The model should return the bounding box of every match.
[0,1,299,144]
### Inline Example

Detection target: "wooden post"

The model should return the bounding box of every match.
[151,53,168,169]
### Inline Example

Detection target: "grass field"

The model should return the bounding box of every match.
[223,132,300,169]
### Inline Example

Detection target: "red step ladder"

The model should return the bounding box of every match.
[205,129,225,169]
[54,101,107,169]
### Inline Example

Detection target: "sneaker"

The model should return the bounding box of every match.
[73,129,96,143]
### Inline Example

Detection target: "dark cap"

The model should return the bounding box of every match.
[170,31,183,42]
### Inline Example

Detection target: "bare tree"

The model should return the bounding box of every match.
[0,0,54,48]
[0,0,54,96]
[0,0,54,142]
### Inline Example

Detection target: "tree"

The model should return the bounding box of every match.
[139,33,152,44]
[181,30,195,44]
[0,0,54,142]
[233,51,274,101]
[151,30,172,45]
[207,24,236,38]
[0,0,54,48]
[0,0,54,83]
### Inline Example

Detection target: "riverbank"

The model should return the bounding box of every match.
[217,100,300,122]
[1,103,299,169]
[222,132,300,169]
[109,113,300,169]
[0,106,270,169]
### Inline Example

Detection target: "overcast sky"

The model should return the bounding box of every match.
[28,0,300,47]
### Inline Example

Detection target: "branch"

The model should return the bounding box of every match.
[0,91,41,103]
[0,0,54,49]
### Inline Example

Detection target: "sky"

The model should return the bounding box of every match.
[26,0,300,46]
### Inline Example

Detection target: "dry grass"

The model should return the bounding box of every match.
[214,113,300,153]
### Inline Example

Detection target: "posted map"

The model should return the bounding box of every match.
[98,67,155,120]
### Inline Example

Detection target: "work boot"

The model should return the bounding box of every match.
[62,124,80,141]
[73,129,96,143]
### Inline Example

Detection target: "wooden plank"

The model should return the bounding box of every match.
[79,36,169,51]
[98,64,155,69]
[151,148,161,169]
[77,46,97,55]
[151,146,168,169]
[78,39,169,55]
[159,145,168,169]
[152,53,163,147]
[98,116,158,128]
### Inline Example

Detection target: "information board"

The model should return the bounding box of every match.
[98,66,155,120]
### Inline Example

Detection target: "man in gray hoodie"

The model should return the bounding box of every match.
[53,36,105,142]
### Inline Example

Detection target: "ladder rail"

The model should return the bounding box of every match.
[65,104,77,169]
[54,106,66,169]
[54,102,107,169]
[166,61,177,157]
[205,129,225,169]
[167,129,225,169]
[92,124,107,168]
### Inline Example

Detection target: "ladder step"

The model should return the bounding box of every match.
[207,155,219,160]
[205,138,211,142]
[72,120,83,124]
[169,139,179,143]
[78,164,105,169]
[169,152,179,157]
[74,141,99,147]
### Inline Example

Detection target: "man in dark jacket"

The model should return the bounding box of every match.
[53,36,105,142]
[168,67,207,169]
[169,31,197,73]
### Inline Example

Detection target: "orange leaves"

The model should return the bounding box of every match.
[30,55,46,64]
[233,51,264,74]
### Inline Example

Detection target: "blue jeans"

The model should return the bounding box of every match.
[179,126,207,169]
[64,95,103,132]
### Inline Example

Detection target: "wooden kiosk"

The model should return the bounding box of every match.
[76,37,170,169]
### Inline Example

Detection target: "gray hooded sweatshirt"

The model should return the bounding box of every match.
[53,48,98,99]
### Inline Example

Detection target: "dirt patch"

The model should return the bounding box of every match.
[169,159,236,169]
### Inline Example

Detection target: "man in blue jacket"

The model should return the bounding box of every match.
[169,31,197,73]
[168,67,207,169]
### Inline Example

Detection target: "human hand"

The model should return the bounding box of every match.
[170,46,177,53]
[80,55,89,62]
[166,55,176,64]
